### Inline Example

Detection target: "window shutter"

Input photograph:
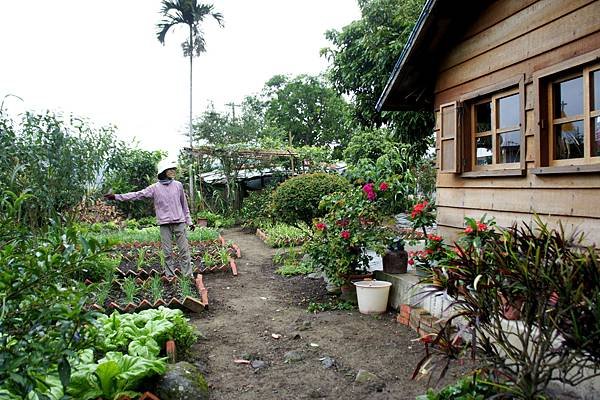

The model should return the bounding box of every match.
[439,101,460,173]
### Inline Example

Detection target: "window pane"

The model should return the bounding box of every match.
[498,94,520,129]
[475,102,491,132]
[593,116,600,157]
[554,120,584,160]
[553,76,583,118]
[593,70,600,111]
[476,135,493,165]
[498,130,521,163]
[442,105,456,138]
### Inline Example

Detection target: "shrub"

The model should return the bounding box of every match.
[240,187,275,228]
[0,191,110,397]
[271,172,350,226]
[418,216,600,398]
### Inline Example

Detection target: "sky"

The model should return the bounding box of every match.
[0,1,361,159]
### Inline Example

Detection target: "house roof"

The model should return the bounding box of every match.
[376,0,493,112]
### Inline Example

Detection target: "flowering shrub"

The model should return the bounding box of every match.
[304,182,393,286]
[408,233,447,276]
[409,199,436,236]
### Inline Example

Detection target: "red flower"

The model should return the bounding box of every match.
[315,222,326,231]
[335,219,349,227]
[379,182,389,191]
[427,234,442,242]
[464,226,473,234]
[340,230,351,240]
[408,258,414,265]
[477,222,488,231]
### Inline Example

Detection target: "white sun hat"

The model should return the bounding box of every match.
[157,159,178,176]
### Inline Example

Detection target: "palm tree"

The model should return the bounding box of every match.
[156,0,224,208]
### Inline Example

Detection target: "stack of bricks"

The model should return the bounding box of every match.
[396,303,445,339]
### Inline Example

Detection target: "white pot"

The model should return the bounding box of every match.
[353,280,392,314]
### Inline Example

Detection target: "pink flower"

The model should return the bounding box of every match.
[464,226,473,234]
[477,222,488,231]
[315,222,326,231]
[362,183,376,201]
[340,230,351,240]
[379,182,389,191]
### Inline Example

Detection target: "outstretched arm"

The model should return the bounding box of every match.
[114,185,155,202]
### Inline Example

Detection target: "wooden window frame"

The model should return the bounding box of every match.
[533,49,600,175]
[438,101,460,174]
[458,75,526,178]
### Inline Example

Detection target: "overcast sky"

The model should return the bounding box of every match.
[0,1,361,159]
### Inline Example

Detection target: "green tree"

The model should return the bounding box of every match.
[0,109,120,226]
[263,74,351,153]
[104,147,165,219]
[156,0,224,206]
[322,0,433,155]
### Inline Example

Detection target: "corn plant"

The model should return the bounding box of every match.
[202,252,215,268]
[158,250,166,269]
[136,248,145,271]
[122,277,138,304]
[94,282,111,307]
[149,276,164,303]
[179,276,194,298]
[218,248,229,266]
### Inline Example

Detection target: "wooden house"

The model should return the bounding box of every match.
[377,0,600,244]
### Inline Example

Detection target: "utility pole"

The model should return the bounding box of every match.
[225,101,241,120]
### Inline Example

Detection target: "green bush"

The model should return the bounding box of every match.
[0,191,111,398]
[271,172,350,226]
[240,187,275,228]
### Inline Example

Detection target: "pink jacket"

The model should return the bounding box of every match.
[115,181,192,226]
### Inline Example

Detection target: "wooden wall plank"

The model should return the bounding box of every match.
[437,207,600,245]
[436,172,600,189]
[460,0,538,40]
[437,187,600,218]
[435,2,600,93]
[440,0,593,71]
[434,30,600,106]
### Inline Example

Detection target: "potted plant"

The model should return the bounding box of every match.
[382,237,408,274]
[304,183,391,291]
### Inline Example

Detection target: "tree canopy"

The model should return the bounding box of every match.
[322,0,433,155]
[262,74,351,152]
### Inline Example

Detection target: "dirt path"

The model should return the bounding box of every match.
[188,228,468,400]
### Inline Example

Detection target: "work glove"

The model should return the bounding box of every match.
[104,193,116,201]
[189,224,196,231]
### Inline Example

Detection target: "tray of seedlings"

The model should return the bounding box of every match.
[113,239,239,278]
[90,272,208,314]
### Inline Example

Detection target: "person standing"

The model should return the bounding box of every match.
[105,160,195,277]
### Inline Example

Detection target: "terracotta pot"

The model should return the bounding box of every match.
[197,218,208,227]
[382,250,408,274]
[499,292,524,320]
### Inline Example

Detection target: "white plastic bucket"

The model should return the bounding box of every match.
[353,280,392,314]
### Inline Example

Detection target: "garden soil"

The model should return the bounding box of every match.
[188,228,473,400]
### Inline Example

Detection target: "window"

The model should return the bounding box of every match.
[434,76,525,176]
[470,89,521,170]
[546,64,600,165]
